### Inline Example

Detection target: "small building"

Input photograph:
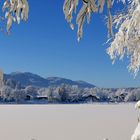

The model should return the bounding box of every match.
[26,93,38,100]
[83,94,100,102]
[36,95,48,100]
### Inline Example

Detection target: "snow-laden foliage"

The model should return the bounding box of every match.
[63,0,126,41]
[63,0,114,41]
[107,0,140,76]
[2,0,29,33]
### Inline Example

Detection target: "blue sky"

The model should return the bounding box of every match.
[0,0,139,88]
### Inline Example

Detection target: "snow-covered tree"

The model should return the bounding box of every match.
[46,87,54,103]
[107,0,140,76]
[1,0,29,33]
[0,86,13,101]
[0,70,4,88]
[12,89,26,103]
[58,84,69,102]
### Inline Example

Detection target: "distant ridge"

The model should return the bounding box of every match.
[4,72,95,88]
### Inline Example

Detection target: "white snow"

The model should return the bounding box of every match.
[0,103,137,140]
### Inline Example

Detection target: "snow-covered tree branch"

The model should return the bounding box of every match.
[2,0,29,33]
[63,0,116,41]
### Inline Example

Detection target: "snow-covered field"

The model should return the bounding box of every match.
[0,104,137,140]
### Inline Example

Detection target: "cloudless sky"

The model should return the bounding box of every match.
[0,0,140,88]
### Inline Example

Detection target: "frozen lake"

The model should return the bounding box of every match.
[0,104,137,140]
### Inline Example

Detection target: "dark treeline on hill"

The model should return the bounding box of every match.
[0,72,139,104]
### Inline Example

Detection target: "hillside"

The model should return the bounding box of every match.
[4,72,95,88]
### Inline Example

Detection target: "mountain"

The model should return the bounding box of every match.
[4,72,49,87]
[4,72,95,88]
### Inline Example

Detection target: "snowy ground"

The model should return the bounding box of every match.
[0,103,137,140]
